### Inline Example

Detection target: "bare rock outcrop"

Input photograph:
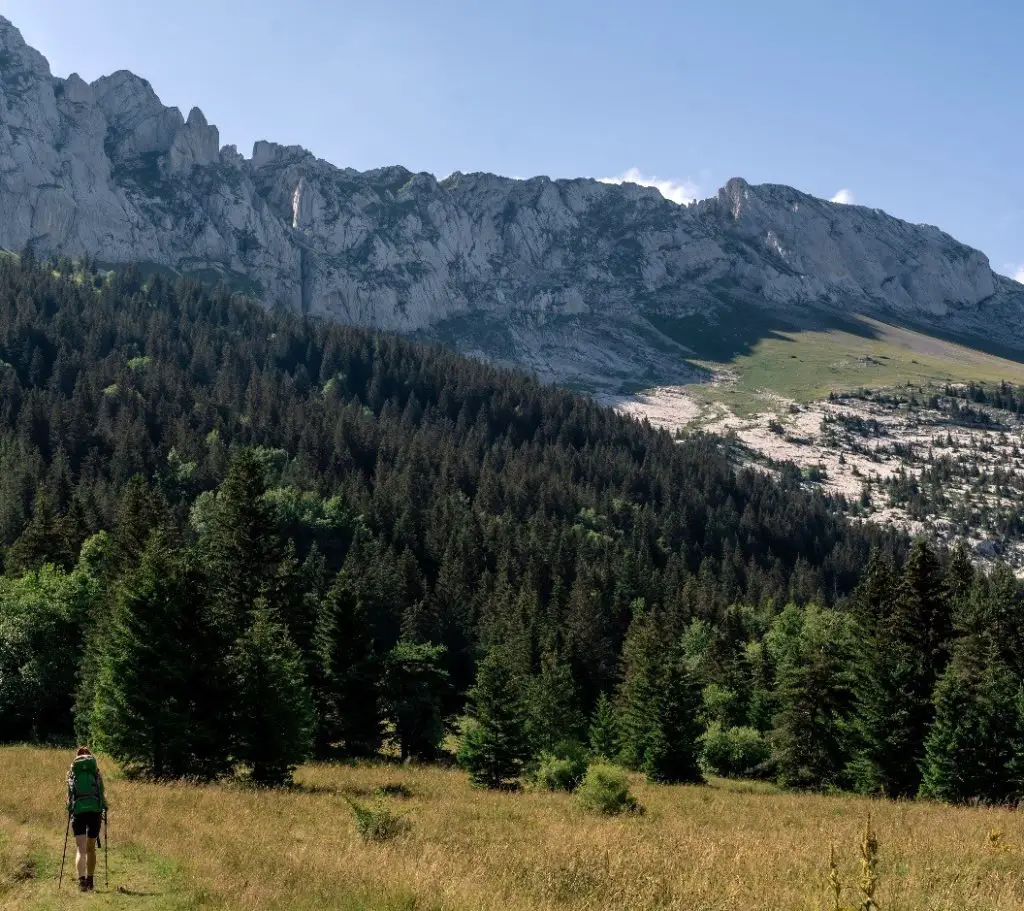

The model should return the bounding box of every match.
[1,16,1020,391]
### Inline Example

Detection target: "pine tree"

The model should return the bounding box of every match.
[986,562,1024,681]
[944,541,975,621]
[526,650,586,754]
[588,692,620,760]
[203,449,282,638]
[744,640,776,732]
[852,548,897,624]
[231,601,314,786]
[921,568,1024,803]
[313,570,383,757]
[458,649,532,788]
[644,652,704,784]
[5,487,68,573]
[847,551,905,794]
[769,604,855,790]
[72,531,119,742]
[899,538,952,676]
[617,608,663,772]
[920,637,1024,804]
[272,540,319,658]
[383,641,450,761]
[112,475,165,567]
[92,531,225,778]
[848,539,954,797]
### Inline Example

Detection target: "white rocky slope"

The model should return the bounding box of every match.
[1,16,1021,392]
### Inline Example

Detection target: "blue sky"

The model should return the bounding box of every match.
[7,0,1024,279]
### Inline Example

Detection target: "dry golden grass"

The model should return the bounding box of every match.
[4,746,1024,910]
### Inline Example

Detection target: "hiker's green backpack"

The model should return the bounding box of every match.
[68,755,103,814]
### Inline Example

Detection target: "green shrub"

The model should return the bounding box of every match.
[699,723,771,778]
[576,764,642,815]
[344,796,410,841]
[700,684,742,727]
[534,749,588,792]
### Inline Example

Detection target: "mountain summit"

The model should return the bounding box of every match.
[1,16,1020,391]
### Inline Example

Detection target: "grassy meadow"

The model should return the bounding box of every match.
[683,317,1024,416]
[3,747,1024,910]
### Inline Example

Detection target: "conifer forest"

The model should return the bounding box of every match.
[2,256,1022,804]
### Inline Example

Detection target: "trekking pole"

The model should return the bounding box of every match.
[104,809,109,889]
[58,811,71,889]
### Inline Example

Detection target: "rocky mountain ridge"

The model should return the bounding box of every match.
[2,15,1021,392]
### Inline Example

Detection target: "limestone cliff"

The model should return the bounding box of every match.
[1,16,1020,391]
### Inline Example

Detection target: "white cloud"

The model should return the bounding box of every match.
[599,167,700,205]
[1015,266,1024,284]
[831,188,856,205]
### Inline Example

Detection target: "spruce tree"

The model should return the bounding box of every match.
[899,538,953,676]
[72,531,119,742]
[847,551,904,794]
[616,608,703,782]
[744,640,776,732]
[769,604,854,790]
[272,539,318,656]
[564,566,616,707]
[921,568,1024,804]
[852,548,897,623]
[6,487,69,573]
[617,608,663,772]
[986,562,1024,681]
[112,475,165,567]
[849,539,953,797]
[313,570,383,757]
[203,449,282,638]
[458,649,532,788]
[919,643,1024,804]
[887,538,951,794]
[588,692,621,760]
[231,601,314,786]
[644,652,704,784]
[944,541,975,620]
[526,650,586,754]
[92,531,224,778]
[383,640,450,761]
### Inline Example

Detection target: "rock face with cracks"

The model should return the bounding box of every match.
[1,15,1021,392]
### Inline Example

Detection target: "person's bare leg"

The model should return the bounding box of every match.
[86,839,98,888]
[75,833,88,884]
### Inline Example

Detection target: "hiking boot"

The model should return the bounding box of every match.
[86,875,95,891]
[78,876,88,892]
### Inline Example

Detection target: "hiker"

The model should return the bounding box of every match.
[66,746,107,892]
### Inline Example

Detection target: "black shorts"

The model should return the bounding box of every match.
[72,812,101,838]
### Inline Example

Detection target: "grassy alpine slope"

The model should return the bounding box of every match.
[687,317,1024,417]
[3,747,1024,911]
